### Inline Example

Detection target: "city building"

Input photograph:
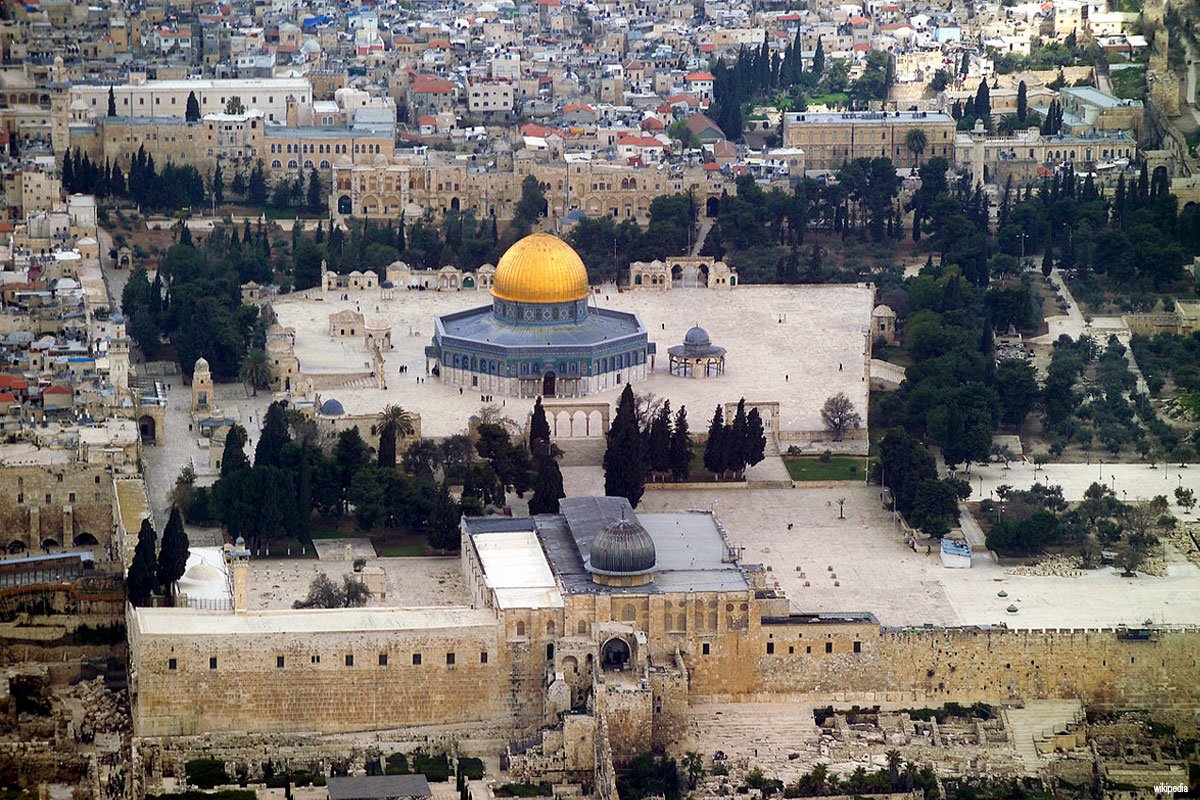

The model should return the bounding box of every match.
[782,110,956,171]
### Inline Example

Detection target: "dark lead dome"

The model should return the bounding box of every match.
[319,398,345,416]
[683,326,711,347]
[588,518,657,576]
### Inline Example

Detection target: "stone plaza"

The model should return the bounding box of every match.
[270,281,875,439]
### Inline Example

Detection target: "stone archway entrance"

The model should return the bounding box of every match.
[138,415,157,445]
[601,637,631,670]
[337,195,352,215]
[706,196,720,218]
[542,371,557,397]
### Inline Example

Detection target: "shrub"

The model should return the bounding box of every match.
[411,752,450,782]
[494,783,553,797]
[819,450,832,463]
[457,757,485,780]
[185,759,230,790]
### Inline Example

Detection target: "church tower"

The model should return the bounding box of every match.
[48,56,71,154]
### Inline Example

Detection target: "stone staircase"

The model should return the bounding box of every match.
[556,436,607,467]
[691,218,715,257]
[686,701,821,776]
[1002,700,1085,775]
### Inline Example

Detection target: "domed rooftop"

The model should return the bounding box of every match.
[588,517,657,577]
[492,233,590,305]
[683,326,711,347]
[194,356,210,372]
[319,398,345,416]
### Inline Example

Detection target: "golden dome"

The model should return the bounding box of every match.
[492,233,590,304]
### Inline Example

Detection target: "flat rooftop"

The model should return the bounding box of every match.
[471,527,564,609]
[134,605,497,636]
[533,496,750,595]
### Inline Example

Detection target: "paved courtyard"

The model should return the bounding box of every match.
[247,555,469,610]
[270,284,874,438]
[637,484,1200,629]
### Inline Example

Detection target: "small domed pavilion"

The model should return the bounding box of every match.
[667,326,726,379]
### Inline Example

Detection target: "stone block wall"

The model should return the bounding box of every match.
[0,463,114,551]
[130,615,512,738]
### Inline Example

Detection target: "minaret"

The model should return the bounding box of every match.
[191,357,213,414]
[229,536,249,613]
[321,258,329,301]
[108,314,130,393]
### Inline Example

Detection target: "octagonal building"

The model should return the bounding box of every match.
[426,233,654,398]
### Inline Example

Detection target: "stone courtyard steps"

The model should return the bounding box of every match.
[1002,700,1084,775]
[685,701,821,776]
[556,437,607,467]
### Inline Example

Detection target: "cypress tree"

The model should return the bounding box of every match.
[185,90,201,123]
[296,443,313,538]
[255,402,291,468]
[377,425,397,469]
[127,519,159,607]
[212,161,224,206]
[1016,80,1028,123]
[62,149,75,192]
[529,396,551,459]
[813,36,825,77]
[427,480,461,551]
[107,85,117,117]
[157,506,190,601]
[647,400,672,478]
[528,455,565,515]
[729,398,749,476]
[603,384,646,507]
[703,405,725,476]
[745,409,766,467]
[668,406,693,481]
[221,424,250,477]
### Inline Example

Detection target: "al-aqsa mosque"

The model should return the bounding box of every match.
[426,233,653,398]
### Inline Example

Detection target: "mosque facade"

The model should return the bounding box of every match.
[425,233,654,398]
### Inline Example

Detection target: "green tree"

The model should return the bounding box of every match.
[604,384,646,507]
[254,401,291,469]
[247,160,267,206]
[377,405,415,468]
[427,480,461,551]
[745,408,766,467]
[239,348,271,396]
[402,438,443,481]
[703,405,726,476]
[647,399,673,478]
[513,175,548,235]
[306,166,323,212]
[1016,80,1028,123]
[668,406,693,481]
[126,519,159,607]
[211,161,224,207]
[334,428,372,512]
[224,96,246,115]
[995,359,1039,425]
[529,396,552,460]
[185,91,200,122]
[220,424,250,477]
[528,455,566,515]
[157,506,190,602]
[904,128,927,165]
[107,86,116,117]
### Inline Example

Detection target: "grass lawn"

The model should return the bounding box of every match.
[808,93,849,108]
[1108,66,1146,100]
[374,538,429,557]
[784,456,869,482]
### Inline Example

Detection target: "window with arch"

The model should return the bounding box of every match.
[515,621,526,637]
[547,620,556,636]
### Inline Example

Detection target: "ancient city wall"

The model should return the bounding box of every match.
[751,622,1200,730]
[129,610,513,738]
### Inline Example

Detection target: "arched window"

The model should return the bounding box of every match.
[516,621,526,637]
[547,620,556,636]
